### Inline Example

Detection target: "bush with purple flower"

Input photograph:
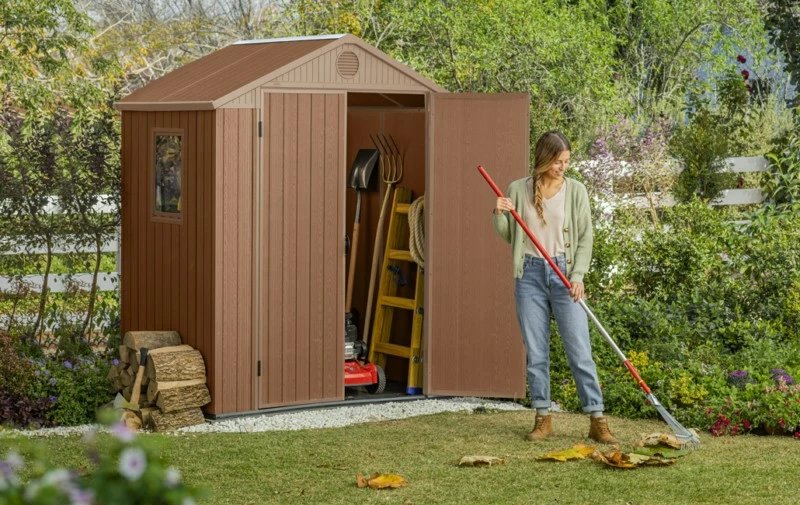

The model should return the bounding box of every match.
[0,412,204,504]
[727,370,755,389]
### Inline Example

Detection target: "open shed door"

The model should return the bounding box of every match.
[426,93,529,398]
[258,91,345,408]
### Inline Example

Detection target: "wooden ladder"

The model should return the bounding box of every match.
[367,187,424,394]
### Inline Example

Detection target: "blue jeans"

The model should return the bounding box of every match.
[514,255,604,413]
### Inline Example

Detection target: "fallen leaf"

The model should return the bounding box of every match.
[635,430,700,450]
[592,448,677,469]
[458,455,506,467]
[356,473,409,489]
[632,445,689,459]
[404,500,414,505]
[537,444,596,462]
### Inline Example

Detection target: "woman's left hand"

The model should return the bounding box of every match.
[569,282,584,302]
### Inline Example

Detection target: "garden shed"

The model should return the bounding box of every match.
[116,34,531,416]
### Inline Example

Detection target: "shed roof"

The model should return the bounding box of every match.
[116,34,445,111]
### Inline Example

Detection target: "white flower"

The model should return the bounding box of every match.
[111,422,136,443]
[164,466,181,488]
[69,487,95,505]
[5,452,23,471]
[41,469,74,489]
[118,448,147,481]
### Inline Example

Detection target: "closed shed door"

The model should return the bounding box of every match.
[426,93,529,398]
[258,91,345,408]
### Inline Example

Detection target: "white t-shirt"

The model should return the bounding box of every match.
[523,178,566,258]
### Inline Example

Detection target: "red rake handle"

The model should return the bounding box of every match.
[477,165,652,396]
[478,165,572,289]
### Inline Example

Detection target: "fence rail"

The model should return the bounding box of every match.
[629,156,768,208]
[1,195,119,295]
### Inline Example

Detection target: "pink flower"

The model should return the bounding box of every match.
[741,69,750,79]
[737,55,746,64]
[118,448,147,481]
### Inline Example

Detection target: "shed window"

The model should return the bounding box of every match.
[152,130,184,222]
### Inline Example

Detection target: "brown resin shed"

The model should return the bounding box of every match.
[116,34,531,416]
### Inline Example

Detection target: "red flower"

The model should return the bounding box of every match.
[795,431,800,439]
[745,84,752,92]
[741,69,750,79]
[743,420,752,430]
[737,54,747,64]
[779,419,785,425]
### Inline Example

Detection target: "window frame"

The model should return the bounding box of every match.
[150,127,186,225]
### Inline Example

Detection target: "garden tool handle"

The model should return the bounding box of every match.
[477,165,571,288]
[477,165,652,395]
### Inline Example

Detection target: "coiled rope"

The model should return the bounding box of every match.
[408,195,425,268]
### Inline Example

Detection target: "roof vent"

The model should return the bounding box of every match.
[336,51,359,79]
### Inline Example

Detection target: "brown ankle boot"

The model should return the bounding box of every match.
[588,416,620,445]
[526,415,553,441]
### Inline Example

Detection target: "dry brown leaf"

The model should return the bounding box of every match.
[635,431,699,450]
[458,455,506,467]
[591,448,677,469]
[356,473,409,489]
[537,444,596,462]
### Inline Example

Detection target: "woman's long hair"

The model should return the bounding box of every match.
[530,131,571,225]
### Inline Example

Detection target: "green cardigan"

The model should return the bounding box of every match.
[492,177,593,283]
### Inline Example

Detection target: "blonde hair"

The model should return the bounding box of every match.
[531,131,571,225]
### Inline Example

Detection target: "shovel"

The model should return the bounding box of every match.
[345,149,379,350]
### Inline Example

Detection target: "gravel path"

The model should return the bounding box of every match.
[4,397,530,438]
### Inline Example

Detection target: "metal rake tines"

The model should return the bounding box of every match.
[369,133,403,184]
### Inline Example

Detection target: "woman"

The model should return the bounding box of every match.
[492,131,618,444]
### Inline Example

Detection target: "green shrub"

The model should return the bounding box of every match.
[44,354,111,427]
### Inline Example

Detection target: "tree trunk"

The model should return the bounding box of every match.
[81,235,103,338]
[31,242,53,344]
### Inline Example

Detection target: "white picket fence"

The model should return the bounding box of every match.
[0,195,120,294]
[627,156,768,208]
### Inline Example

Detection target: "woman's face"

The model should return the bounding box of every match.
[545,150,571,180]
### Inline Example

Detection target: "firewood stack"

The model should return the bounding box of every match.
[106,331,210,432]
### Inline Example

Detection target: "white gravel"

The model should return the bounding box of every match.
[4,397,531,438]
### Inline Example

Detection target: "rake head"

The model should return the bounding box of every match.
[647,393,702,450]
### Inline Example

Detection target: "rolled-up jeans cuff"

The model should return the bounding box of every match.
[532,401,551,409]
[582,404,604,414]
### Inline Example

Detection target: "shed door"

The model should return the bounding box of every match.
[426,93,529,398]
[258,91,345,408]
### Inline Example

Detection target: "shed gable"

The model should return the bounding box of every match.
[272,43,425,90]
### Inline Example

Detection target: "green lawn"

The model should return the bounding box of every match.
[2,410,796,505]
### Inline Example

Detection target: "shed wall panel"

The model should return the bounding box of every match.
[121,110,218,412]
[212,109,256,414]
[258,92,345,408]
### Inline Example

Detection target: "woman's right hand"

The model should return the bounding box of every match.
[494,197,513,215]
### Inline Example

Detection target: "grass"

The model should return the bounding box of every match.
[2,409,797,505]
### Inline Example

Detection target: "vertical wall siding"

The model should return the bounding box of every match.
[212,109,255,414]
[259,92,345,408]
[121,110,218,411]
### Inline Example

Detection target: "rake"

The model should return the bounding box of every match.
[477,165,701,450]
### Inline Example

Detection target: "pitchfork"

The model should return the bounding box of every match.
[363,134,404,347]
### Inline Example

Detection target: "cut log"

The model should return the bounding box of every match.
[122,385,132,401]
[152,379,210,413]
[123,331,181,351]
[119,345,131,364]
[121,410,142,431]
[146,348,206,382]
[119,369,134,388]
[106,363,121,380]
[108,376,123,394]
[140,407,158,429]
[151,407,205,432]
